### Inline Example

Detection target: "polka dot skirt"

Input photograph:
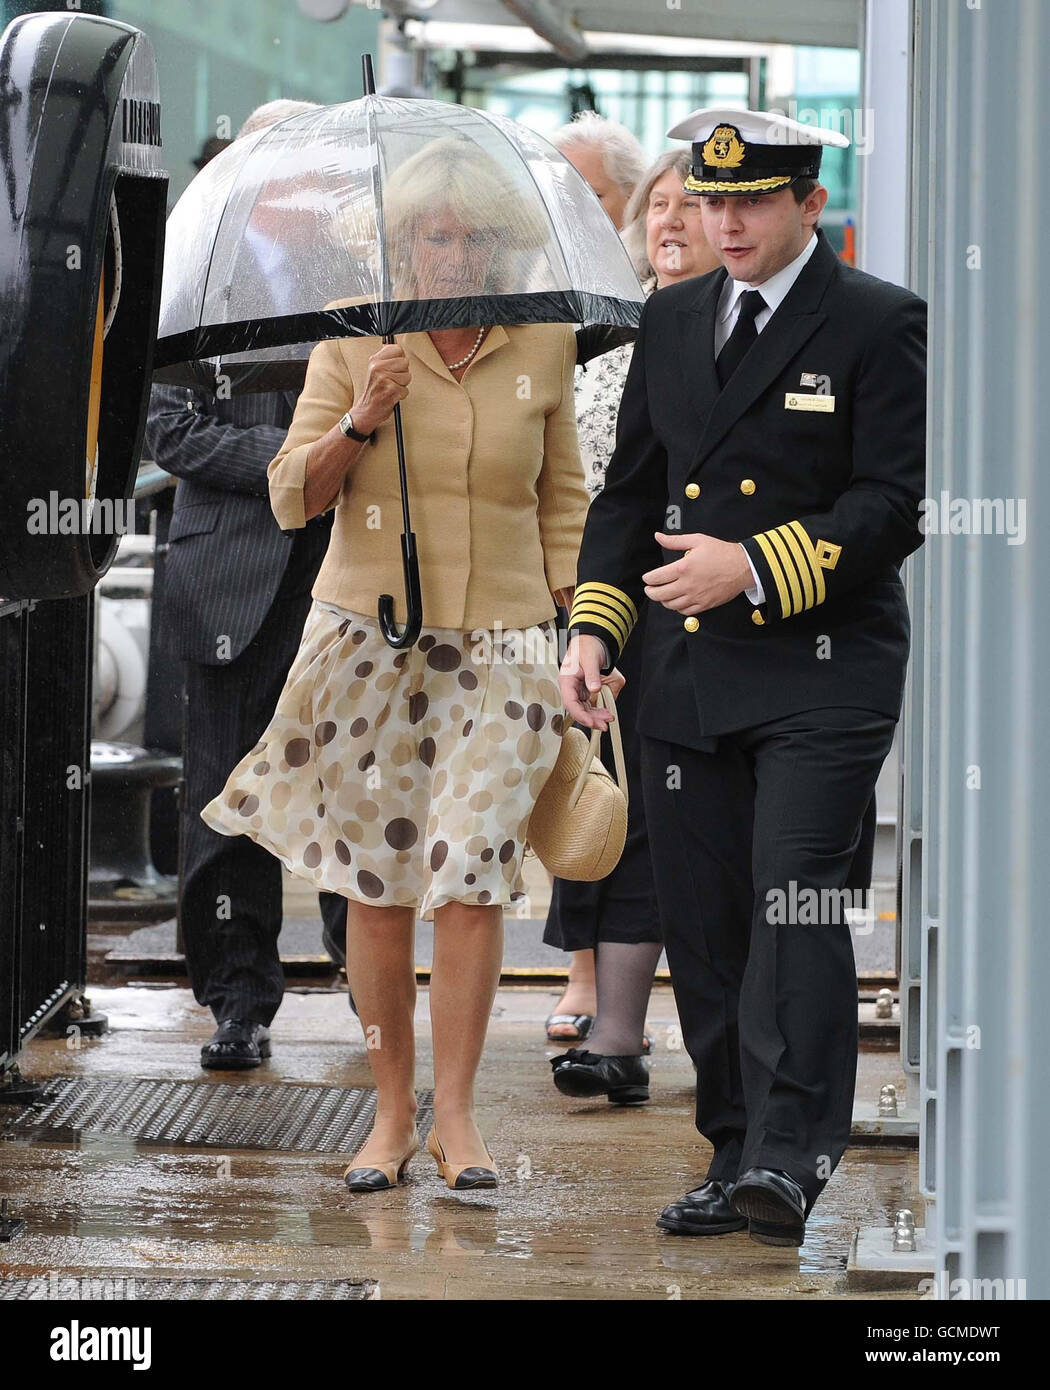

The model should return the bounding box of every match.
[200,600,566,920]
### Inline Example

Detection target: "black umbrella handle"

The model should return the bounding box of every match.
[378,530,423,649]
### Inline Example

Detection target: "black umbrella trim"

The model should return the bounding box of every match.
[153,290,642,372]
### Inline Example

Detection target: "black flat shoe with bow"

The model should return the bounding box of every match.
[200,1017,271,1070]
[550,1048,650,1105]
[656,1180,748,1237]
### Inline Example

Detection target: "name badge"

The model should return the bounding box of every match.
[785,393,835,412]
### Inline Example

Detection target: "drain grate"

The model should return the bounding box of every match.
[3,1077,433,1155]
[1,1277,376,1300]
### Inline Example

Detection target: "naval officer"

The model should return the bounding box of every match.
[559,108,926,1246]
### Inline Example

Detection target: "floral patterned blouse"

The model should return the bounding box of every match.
[574,276,657,501]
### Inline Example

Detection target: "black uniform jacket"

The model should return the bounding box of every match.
[569,230,927,747]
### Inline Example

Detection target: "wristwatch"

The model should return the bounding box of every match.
[338,410,372,443]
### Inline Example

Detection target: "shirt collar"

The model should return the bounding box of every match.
[719,231,819,322]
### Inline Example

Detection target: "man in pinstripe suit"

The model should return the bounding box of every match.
[146,380,347,1068]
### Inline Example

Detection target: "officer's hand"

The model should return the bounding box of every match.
[559,634,622,730]
[644,532,754,614]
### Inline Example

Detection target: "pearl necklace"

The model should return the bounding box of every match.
[446,325,487,371]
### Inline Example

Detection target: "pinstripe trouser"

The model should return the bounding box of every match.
[179,533,346,1025]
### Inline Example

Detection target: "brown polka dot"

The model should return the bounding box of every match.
[480,848,494,862]
[458,669,478,690]
[483,723,507,743]
[358,750,375,771]
[356,800,379,822]
[502,768,523,788]
[285,738,311,768]
[357,870,385,898]
[316,803,326,818]
[527,703,545,731]
[271,782,292,809]
[478,890,492,904]
[551,712,565,735]
[418,634,436,652]
[393,652,409,669]
[337,620,350,636]
[466,835,487,856]
[237,794,259,817]
[462,720,473,737]
[511,891,526,901]
[315,721,337,746]
[409,691,429,724]
[384,817,418,850]
[465,873,476,885]
[355,661,374,677]
[335,840,352,865]
[398,776,413,792]
[504,700,524,720]
[427,643,461,672]
[517,730,541,764]
[419,737,436,767]
[499,839,516,864]
[252,761,270,776]
[430,841,449,871]
[349,717,369,738]
[469,791,493,812]
[303,842,322,869]
[351,630,367,644]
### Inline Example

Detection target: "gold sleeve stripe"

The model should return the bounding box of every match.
[569,601,630,648]
[778,524,816,611]
[754,533,791,619]
[767,528,804,617]
[787,520,827,605]
[575,580,638,627]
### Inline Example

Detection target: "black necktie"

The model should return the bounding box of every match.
[716,289,765,389]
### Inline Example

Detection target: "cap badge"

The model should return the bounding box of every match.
[702,125,746,168]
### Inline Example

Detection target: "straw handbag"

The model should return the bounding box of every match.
[526,685,628,882]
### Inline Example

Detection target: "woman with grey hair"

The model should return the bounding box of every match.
[550,110,648,232]
[546,145,721,1105]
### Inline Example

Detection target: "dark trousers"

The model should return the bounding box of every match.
[639,707,896,1213]
[180,537,346,1025]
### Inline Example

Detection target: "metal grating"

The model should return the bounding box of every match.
[1,1277,376,1301]
[3,1077,433,1155]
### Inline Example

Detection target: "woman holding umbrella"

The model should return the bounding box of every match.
[201,137,599,1192]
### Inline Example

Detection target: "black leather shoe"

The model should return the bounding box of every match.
[550,1048,650,1105]
[201,1017,271,1070]
[656,1180,748,1236]
[730,1167,807,1247]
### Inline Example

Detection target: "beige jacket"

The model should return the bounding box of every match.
[268,318,588,631]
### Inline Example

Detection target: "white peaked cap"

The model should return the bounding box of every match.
[666,107,851,149]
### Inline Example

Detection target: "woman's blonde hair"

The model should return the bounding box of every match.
[382,136,551,297]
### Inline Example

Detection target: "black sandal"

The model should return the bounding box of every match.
[545,1012,594,1044]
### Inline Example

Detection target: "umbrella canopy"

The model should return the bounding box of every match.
[153,95,645,390]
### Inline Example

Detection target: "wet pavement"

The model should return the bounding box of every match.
[1,985,923,1300]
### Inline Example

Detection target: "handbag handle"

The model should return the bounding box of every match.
[568,684,628,812]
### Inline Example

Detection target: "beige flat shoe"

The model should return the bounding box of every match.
[343,1134,419,1192]
[426,1128,499,1190]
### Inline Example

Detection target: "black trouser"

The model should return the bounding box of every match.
[639,707,895,1215]
[179,538,346,1026]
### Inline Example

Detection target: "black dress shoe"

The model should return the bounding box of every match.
[656,1180,748,1236]
[201,1017,271,1071]
[550,1048,650,1105]
[730,1167,807,1247]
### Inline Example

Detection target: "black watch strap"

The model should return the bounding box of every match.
[339,410,371,443]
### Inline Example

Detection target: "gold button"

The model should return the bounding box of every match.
[751,610,765,626]
[740,479,756,495]
[685,483,700,499]
[684,616,700,633]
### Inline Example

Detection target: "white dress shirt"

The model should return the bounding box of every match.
[718,233,820,603]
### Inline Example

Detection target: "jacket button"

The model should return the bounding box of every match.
[685,483,700,499]
[740,479,756,495]
[751,610,765,626]
[683,616,700,633]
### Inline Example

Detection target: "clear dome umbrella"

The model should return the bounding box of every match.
[154,57,643,647]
